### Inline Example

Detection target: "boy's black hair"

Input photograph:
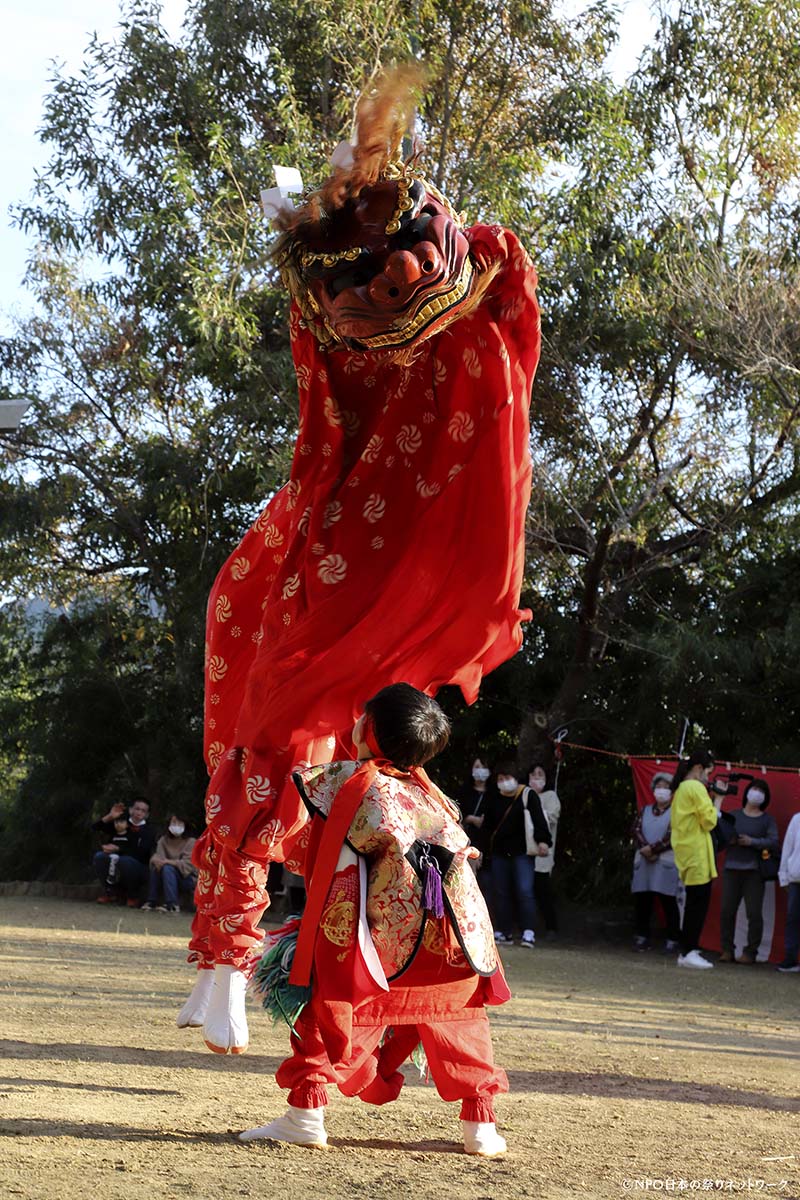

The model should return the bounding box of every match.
[113,814,130,827]
[364,682,450,770]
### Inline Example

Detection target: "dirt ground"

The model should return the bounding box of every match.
[0,898,798,1200]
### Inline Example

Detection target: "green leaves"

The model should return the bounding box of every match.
[3,0,800,887]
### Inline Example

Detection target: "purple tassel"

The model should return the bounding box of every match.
[423,860,445,919]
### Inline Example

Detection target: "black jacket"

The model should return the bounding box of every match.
[486,786,552,858]
[459,786,493,853]
[92,818,156,865]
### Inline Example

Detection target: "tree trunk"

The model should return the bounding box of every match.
[518,525,612,766]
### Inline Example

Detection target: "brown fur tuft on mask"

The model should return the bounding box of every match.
[272,64,424,236]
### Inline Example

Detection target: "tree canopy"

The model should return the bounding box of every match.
[2,0,800,891]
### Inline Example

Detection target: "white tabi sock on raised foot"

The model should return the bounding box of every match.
[202,964,249,1054]
[462,1120,507,1157]
[238,1105,328,1148]
[176,969,215,1028]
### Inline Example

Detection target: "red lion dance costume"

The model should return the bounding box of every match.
[178,74,540,1053]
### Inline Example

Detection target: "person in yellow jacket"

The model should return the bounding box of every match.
[670,748,724,970]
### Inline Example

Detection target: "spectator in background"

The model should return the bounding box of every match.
[141,815,197,913]
[528,763,561,940]
[460,756,493,899]
[630,771,680,953]
[777,810,800,973]
[719,780,779,964]
[670,749,723,969]
[92,800,155,906]
[461,756,491,845]
[103,813,136,890]
[485,760,552,948]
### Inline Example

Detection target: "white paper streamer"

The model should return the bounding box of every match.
[273,165,304,193]
[260,164,304,221]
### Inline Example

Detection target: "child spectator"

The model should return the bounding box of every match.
[105,814,134,888]
[239,683,510,1157]
[141,816,197,913]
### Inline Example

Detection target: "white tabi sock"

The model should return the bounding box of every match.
[462,1120,507,1157]
[202,964,249,1054]
[175,969,215,1028]
[238,1105,328,1148]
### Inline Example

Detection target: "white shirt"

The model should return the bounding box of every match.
[534,789,561,874]
[779,813,800,887]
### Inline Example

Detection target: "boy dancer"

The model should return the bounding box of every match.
[240,683,510,1156]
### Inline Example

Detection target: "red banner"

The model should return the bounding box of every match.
[630,758,800,963]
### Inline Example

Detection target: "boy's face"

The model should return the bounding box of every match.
[129,800,149,823]
[114,819,128,833]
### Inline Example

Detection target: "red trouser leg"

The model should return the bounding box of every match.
[187,830,270,972]
[276,1011,506,1119]
[353,1023,421,1106]
[276,1013,406,1108]
[276,1009,337,1108]
[417,1013,508,1123]
[187,830,217,969]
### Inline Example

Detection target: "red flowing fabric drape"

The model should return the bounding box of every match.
[189,226,540,968]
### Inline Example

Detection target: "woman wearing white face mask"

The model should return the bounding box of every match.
[719,780,779,964]
[460,757,493,895]
[461,757,491,846]
[486,759,552,947]
[141,815,198,913]
[631,772,681,953]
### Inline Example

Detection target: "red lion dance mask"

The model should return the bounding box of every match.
[276,165,478,353]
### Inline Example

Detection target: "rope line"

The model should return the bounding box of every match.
[553,738,800,776]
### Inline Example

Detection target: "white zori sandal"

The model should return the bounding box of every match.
[462,1120,507,1157]
[238,1106,328,1148]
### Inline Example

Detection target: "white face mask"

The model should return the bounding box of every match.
[472,767,490,782]
[746,790,766,807]
[169,823,185,837]
[497,779,519,795]
[653,787,671,804]
[529,776,546,793]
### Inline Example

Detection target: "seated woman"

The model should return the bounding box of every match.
[141,816,197,913]
[631,771,680,953]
